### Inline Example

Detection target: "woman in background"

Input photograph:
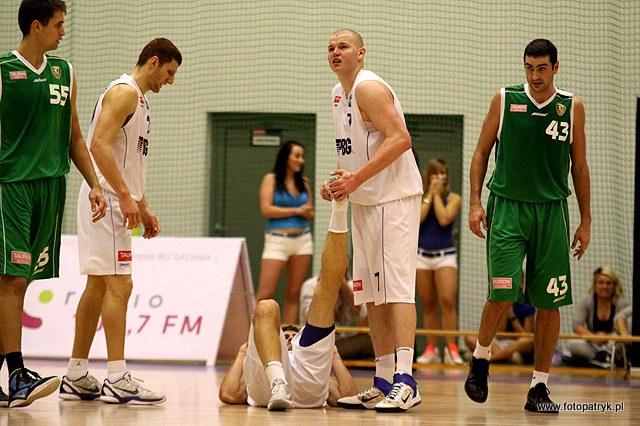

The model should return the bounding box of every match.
[415,158,463,365]
[256,141,313,323]
[568,266,630,366]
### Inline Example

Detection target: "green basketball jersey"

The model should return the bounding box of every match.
[0,51,73,183]
[488,83,573,202]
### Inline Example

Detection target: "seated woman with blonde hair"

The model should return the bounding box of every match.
[567,266,630,366]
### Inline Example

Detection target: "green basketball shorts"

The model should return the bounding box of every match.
[0,176,66,282]
[485,193,572,309]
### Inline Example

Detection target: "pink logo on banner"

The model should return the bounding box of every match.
[353,280,363,292]
[510,104,527,113]
[11,251,31,265]
[492,277,512,289]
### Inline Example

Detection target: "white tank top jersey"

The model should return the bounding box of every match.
[87,74,150,201]
[331,69,422,205]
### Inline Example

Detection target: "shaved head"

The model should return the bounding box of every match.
[331,29,364,48]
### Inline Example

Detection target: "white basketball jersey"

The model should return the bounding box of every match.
[331,69,422,205]
[87,74,150,201]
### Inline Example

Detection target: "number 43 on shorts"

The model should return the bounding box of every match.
[546,275,568,303]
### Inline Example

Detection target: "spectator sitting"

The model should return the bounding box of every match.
[567,265,630,367]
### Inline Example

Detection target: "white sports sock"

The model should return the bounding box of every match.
[328,199,348,233]
[107,360,127,382]
[375,353,395,383]
[530,370,549,388]
[264,361,286,386]
[395,347,414,375]
[473,341,492,361]
[66,358,88,381]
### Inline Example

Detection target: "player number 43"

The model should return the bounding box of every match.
[49,84,69,106]
[545,120,569,142]
[546,275,568,297]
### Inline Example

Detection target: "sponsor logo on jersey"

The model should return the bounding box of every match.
[33,78,47,83]
[51,65,61,79]
[492,277,512,289]
[510,104,527,113]
[11,251,32,265]
[118,250,132,262]
[9,70,27,80]
[531,112,547,117]
[353,279,363,292]
[335,138,352,155]
[556,103,566,117]
[334,95,341,106]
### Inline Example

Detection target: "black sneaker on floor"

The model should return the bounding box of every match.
[464,356,489,403]
[9,368,61,408]
[524,383,559,413]
[0,386,8,407]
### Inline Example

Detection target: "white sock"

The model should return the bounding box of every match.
[264,361,286,386]
[328,199,348,233]
[530,370,549,388]
[395,347,414,376]
[473,340,491,361]
[375,353,395,383]
[107,360,127,382]
[66,358,88,381]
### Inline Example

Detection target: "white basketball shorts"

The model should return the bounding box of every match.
[243,324,335,408]
[351,195,421,305]
[77,183,132,275]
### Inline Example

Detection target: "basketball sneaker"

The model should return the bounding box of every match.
[464,356,489,403]
[524,383,559,413]
[0,386,8,407]
[267,377,291,411]
[59,373,101,401]
[374,373,421,412]
[8,368,60,408]
[443,344,465,365]
[416,345,440,364]
[337,376,391,409]
[99,372,165,405]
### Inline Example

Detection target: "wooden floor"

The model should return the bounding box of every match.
[1,359,639,425]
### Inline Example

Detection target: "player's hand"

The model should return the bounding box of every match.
[571,222,590,260]
[468,203,487,239]
[328,169,360,200]
[140,207,160,239]
[320,180,333,201]
[120,194,140,230]
[88,187,107,222]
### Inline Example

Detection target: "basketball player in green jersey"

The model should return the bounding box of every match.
[0,0,105,408]
[464,39,591,413]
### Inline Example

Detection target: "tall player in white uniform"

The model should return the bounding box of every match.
[58,38,181,405]
[325,29,423,412]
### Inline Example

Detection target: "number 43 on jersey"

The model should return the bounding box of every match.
[545,120,569,142]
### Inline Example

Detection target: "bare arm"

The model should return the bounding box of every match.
[89,84,140,229]
[433,192,461,227]
[569,97,591,260]
[420,195,432,222]
[329,81,411,198]
[469,91,501,239]
[68,70,106,222]
[327,346,357,406]
[219,343,249,405]
[258,173,312,219]
[137,195,160,239]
